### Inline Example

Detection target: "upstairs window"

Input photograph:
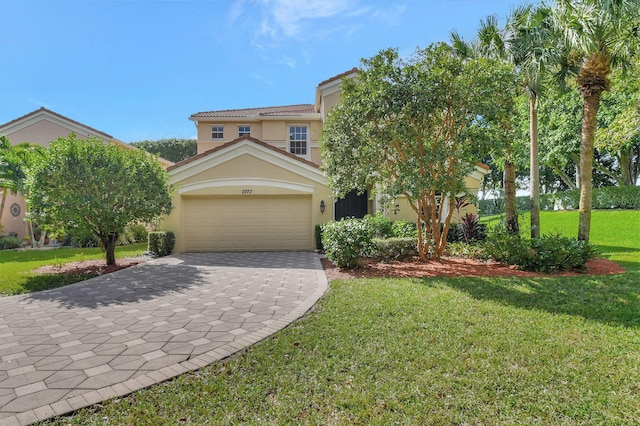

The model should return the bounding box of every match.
[289,125,308,156]
[238,125,251,137]
[211,126,224,140]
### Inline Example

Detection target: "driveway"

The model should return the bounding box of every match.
[0,252,327,425]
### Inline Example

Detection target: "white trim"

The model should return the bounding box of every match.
[0,110,110,140]
[169,138,326,185]
[287,124,310,160]
[178,178,315,195]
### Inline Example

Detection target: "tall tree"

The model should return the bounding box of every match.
[454,4,555,237]
[27,135,173,265]
[130,138,197,163]
[552,0,640,241]
[322,44,517,260]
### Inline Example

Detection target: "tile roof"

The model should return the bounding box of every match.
[316,67,358,88]
[190,104,317,119]
[0,107,113,139]
[168,136,320,171]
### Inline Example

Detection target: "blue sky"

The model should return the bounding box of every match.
[1,0,518,143]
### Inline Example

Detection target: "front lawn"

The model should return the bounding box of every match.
[0,243,147,296]
[46,210,640,424]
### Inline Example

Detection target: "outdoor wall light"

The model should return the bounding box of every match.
[320,200,326,214]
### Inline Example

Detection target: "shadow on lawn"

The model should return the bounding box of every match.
[425,271,640,329]
[25,262,207,309]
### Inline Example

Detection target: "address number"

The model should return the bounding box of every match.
[242,189,252,194]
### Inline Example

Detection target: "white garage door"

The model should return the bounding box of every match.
[183,195,312,251]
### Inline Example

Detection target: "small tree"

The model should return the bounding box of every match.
[322,44,517,260]
[27,134,173,265]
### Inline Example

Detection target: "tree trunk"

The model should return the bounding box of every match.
[503,159,519,235]
[0,189,7,222]
[578,91,601,242]
[554,165,578,190]
[619,147,633,186]
[102,232,119,266]
[529,96,540,239]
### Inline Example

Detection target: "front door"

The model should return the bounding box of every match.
[334,189,368,220]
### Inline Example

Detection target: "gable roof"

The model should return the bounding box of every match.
[189,104,317,120]
[169,136,319,172]
[0,107,113,139]
[317,67,358,89]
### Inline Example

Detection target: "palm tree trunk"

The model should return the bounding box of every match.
[504,159,519,234]
[578,90,601,242]
[529,96,540,238]
[0,189,7,222]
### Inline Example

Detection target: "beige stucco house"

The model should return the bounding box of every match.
[0,107,173,239]
[163,69,489,252]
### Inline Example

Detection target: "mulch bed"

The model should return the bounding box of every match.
[34,256,151,277]
[320,256,625,282]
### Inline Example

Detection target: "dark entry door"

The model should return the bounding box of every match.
[334,189,368,220]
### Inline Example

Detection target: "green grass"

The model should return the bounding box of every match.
[481,209,640,270]
[45,210,640,425]
[0,243,147,296]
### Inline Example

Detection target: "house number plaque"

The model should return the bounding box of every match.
[241,189,252,194]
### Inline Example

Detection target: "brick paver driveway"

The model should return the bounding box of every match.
[0,252,327,425]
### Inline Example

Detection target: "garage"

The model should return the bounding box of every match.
[182,195,312,251]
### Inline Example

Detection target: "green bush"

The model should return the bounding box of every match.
[148,231,176,257]
[481,224,596,273]
[479,186,640,215]
[0,236,21,250]
[63,229,100,248]
[372,237,417,261]
[391,220,417,238]
[315,224,324,251]
[322,219,374,268]
[363,214,393,239]
[446,241,489,260]
[127,223,149,243]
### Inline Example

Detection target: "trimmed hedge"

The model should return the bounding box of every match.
[372,237,417,261]
[148,231,175,257]
[479,185,640,215]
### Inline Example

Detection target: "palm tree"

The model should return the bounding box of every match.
[552,0,640,242]
[451,5,552,236]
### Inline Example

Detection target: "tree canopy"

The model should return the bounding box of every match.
[27,134,173,265]
[321,43,518,260]
[130,138,197,163]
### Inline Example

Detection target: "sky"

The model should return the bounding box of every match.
[1,0,519,143]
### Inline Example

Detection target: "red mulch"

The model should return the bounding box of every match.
[320,256,624,282]
[34,257,149,277]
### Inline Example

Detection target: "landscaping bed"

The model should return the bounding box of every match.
[321,256,624,281]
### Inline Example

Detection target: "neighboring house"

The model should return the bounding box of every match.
[0,107,173,239]
[163,69,489,252]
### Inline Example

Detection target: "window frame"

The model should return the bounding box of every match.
[211,125,224,140]
[288,125,309,158]
[238,125,251,137]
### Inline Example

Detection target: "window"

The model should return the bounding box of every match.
[211,126,224,140]
[238,125,251,137]
[289,125,308,156]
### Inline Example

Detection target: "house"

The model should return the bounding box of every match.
[0,107,173,239]
[162,69,489,252]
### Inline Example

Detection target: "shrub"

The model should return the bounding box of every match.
[126,223,149,243]
[363,214,393,239]
[459,213,486,243]
[482,224,596,273]
[63,229,100,248]
[322,219,375,268]
[0,236,21,250]
[391,220,417,238]
[372,237,417,261]
[447,241,489,260]
[148,231,175,257]
[315,224,324,251]
[446,223,462,243]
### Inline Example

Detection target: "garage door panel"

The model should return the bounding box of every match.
[183,196,312,251]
